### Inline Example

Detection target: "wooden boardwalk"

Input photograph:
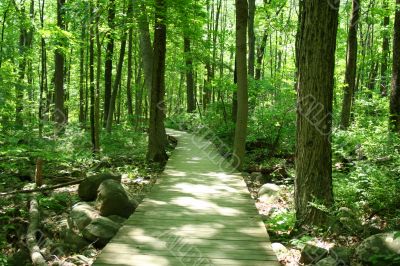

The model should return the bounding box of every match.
[93,129,279,266]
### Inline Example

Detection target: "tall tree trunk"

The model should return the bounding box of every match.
[295,0,339,226]
[0,1,11,67]
[137,3,153,98]
[94,5,101,152]
[103,0,115,127]
[54,0,66,134]
[232,58,238,122]
[248,0,255,77]
[255,32,268,80]
[135,64,143,131]
[39,0,47,136]
[232,0,248,170]
[380,0,390,97]
[106,36,127,133]
[390,0,400,131]
[89,2,96,152]
[295,0,305,90]
[147,0,168,163]
[184,37,195,113]
[340,0,360,129]
[126,27,134,122]
[106,0,133,132]
[16,26,26,128]
[79,25,86,125]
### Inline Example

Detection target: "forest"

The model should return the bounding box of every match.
[0,0,400,265]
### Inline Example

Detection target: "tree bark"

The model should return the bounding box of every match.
[106,36,127,133]
[103,0,115,127]
[94,5,101,152]
[390,0,400,131]
[138,2,153,97]
[295,0,339,226]
[184,37,195,113]
[232,0,248,170]
[147,0,168,163]
[340,0,360,129]
[127,27,134,122]
[79,25,86,125]
[89,2,96,152]
[54,0,66,134]
[380,0,390,97]
[248,0,255,77]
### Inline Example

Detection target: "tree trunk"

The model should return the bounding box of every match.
[39,0,46,137]
[103,0,115,127]
[340,0,360,129]
[380,0,390,97]
[138,3,153,97]
[106,36,127,133]
[79,25,85,125]
[295,0,339,226]
[295,0,305,90]
[390,0,400,131]
[184,37,195,113]
[232,0,248,170]
[248,0,255,78]
[147,0,168,163]
[94,6,101,152]
[255,32,268,80]
[126,27,134,122]
[89,2,96,152]
[54,0,66,134]
[0,2,11,67]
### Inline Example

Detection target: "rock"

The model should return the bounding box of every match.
[82,217,121,247]
[107,215,127,224]
[258,183,280,202]
[96,179,136,218]
[61,229,90,251]
[68,202,98,232]
[300,244,328,264]
[330,246,353,265]
[78,173,121,201]
[271,242,288,261]
[355,231,400,264]
[315,256,337,266]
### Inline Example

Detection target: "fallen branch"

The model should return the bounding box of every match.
[27,195,47,266]
[0,179,84,196]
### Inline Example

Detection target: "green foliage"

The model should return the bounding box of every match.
[265,211,296,233]
[332,96,400,230]
[38,193,76,213]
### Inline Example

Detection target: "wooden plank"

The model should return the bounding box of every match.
[134,206,259,215]
[106,224,269,236]
[93,129,278,265]
[94,254,280,266]
[105,241,274,253]
[98,244,275,260]
[112,228,269,242]
[126,216,265,225]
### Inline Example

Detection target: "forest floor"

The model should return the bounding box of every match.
[0,124,167,265]
[242,146,398,266]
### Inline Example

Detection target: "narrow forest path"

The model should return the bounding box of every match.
[93,129,279,266]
